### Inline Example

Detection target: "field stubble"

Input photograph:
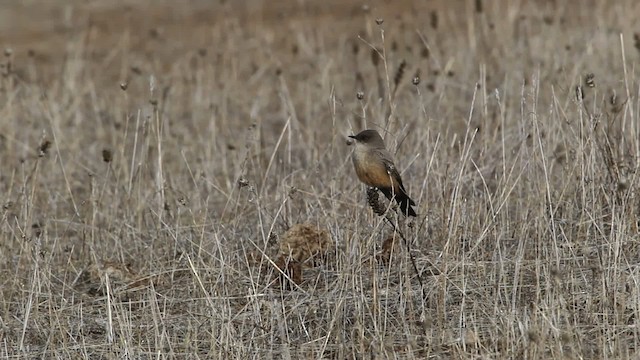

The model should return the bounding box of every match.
[1,0,640,358]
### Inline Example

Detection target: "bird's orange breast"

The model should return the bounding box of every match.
[353,151,397,190]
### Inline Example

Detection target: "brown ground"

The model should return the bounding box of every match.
[1,0,640,358]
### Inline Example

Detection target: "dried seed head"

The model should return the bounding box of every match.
[32,222,43,238]
[610,90,617,106]
[393,60,407,89]
[367,188,387,216]
[268,232,278,246]
[38,139,51,157]
[4,48,12,57]
[584,73,595,88]
[375,18,384,26]
[238,177,250,188]
[356,91,364,100]
[412,69,421,85]
[120,81,128,91]
[102,149,113,163]
[177,196,187,206]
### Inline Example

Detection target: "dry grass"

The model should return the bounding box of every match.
[1,0,640,358]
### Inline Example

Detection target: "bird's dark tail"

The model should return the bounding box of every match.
[398,194,417,217]
[380,188,417,217]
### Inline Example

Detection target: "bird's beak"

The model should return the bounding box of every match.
[348,135,356,139]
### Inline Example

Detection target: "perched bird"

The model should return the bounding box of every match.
[349,129,417,217]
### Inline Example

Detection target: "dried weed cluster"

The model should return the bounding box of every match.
[273,223,334,288]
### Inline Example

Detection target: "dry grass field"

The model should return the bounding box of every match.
[1,0,640,358]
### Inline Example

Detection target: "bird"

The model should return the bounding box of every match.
[348,129,417,217]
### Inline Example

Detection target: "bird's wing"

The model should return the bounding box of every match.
[375,149,406,191]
